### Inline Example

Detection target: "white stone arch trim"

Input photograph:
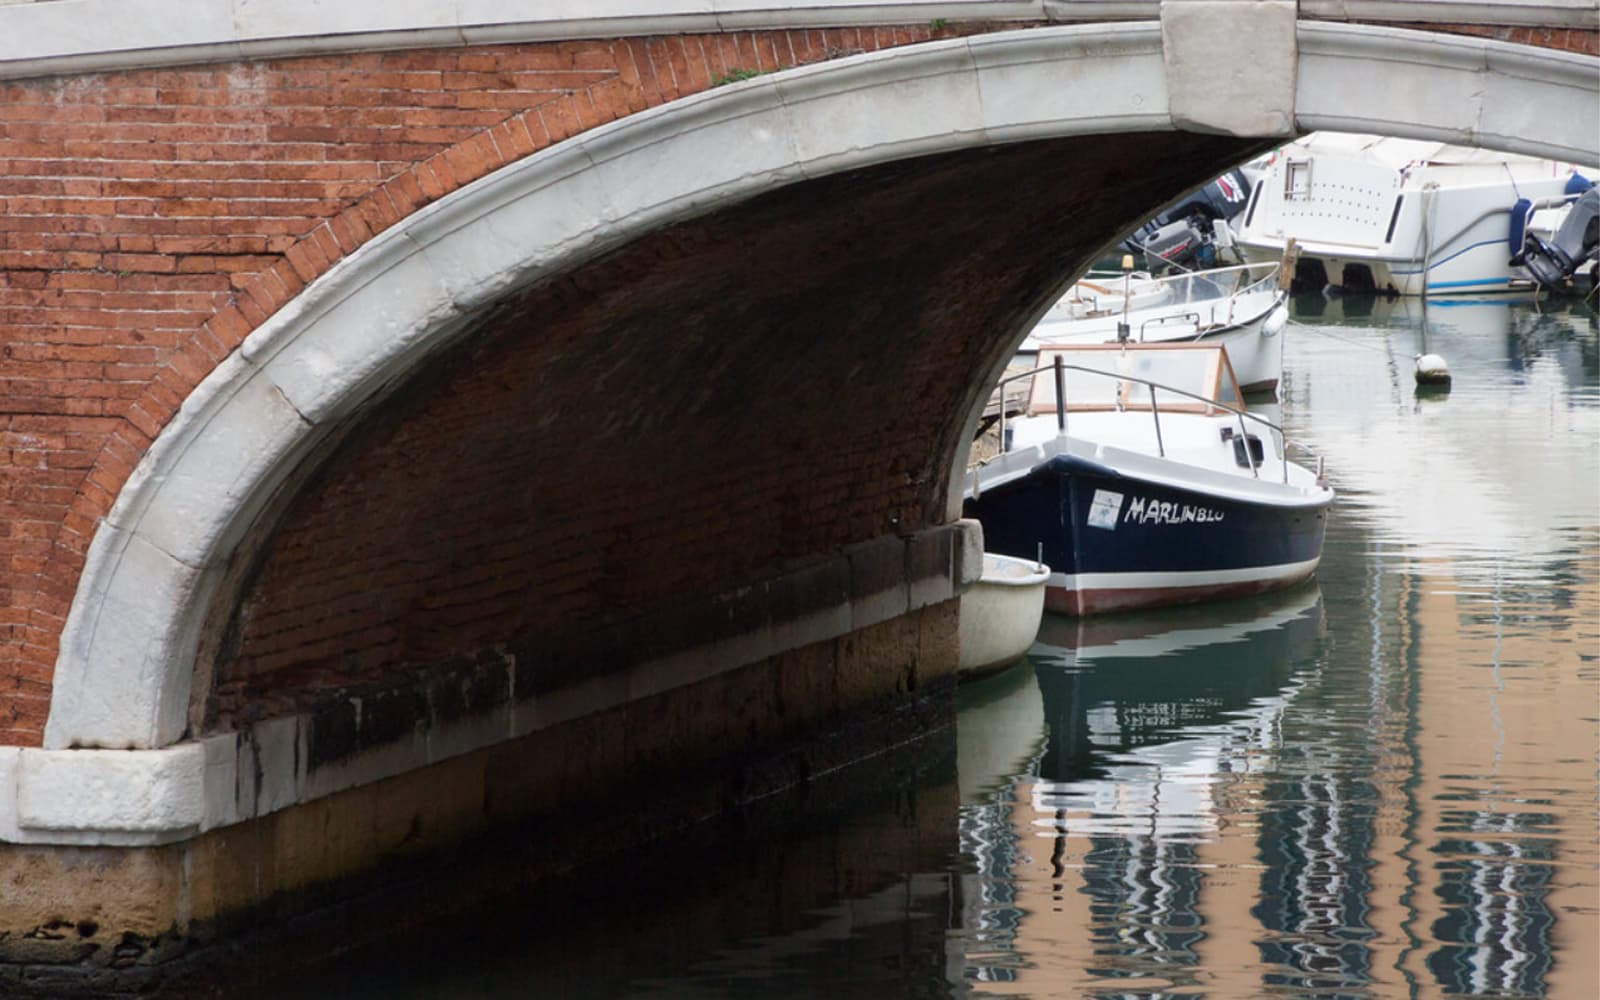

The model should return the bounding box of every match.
[1296,20,1600,162]
[36,19,1599,762]
[43,21,1180,753]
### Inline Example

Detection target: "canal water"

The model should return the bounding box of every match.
[285,292,1597,999]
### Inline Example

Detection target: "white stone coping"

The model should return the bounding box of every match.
[4,521,979,846]
[1300,0,1600,30]
[0,744,205,845]
[0,0,1053,79]
[3,1,1595,81]
[1296,20,1600,165]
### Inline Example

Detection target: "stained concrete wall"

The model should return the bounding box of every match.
[2,600,959,995]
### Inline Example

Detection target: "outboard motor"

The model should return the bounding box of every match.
[1121,168,1253,272]
[1511,177,1600,290]
[1124,214,1212,269]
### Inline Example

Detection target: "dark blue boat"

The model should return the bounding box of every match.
[965,344,1333,615]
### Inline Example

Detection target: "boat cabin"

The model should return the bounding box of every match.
[1024,342,1246,417]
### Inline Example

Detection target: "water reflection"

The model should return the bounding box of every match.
[954,586,1327,996]
[1292,292,1598,389]
[269,296,1597,999]
[950,293,1598,999]
[1277,294,1596,1000]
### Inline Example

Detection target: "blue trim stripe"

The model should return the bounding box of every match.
[1383,235,1525,291]
[1426,276,1512,290]
[1429,297,1522,308]
[1389,238,1511,278]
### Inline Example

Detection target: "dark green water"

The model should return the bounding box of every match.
[287,292,1598,999]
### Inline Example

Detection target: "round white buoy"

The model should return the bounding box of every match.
[1414,353,1451,386]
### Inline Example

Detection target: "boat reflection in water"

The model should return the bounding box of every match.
[1290,288,1597,396]
[954,583,1326,995]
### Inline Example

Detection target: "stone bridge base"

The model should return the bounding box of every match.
[1,598,960,997]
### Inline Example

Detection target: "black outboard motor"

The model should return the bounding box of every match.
[1125,214,1214,269]
[1510,177,1599,290]
[1122,168,1253,272]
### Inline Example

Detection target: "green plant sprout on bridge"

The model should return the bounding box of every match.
[709,67,771,87]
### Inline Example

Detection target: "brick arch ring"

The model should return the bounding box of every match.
[39,20,1600,758]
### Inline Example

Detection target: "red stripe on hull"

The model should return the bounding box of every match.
[1044,570,1317,616]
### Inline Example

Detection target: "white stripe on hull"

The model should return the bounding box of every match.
[1046,556,1323,594]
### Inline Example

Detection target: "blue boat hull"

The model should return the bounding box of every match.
[964,453,1330,615]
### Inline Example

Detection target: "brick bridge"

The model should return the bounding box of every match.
[0,0,1595,990]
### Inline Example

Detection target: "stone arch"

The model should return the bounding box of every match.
[42,20,1599,752]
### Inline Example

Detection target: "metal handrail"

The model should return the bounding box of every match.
[991,355,1301,484]
[1081,260,1278,299]
[1415,192,1587,264]
[1019,257,1291,361]
[1140,311,1202,340]
[1053,262,1278,340]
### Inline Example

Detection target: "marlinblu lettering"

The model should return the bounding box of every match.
[1124,496,1225,525]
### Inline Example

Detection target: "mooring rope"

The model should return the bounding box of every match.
[1291,318,1410,356]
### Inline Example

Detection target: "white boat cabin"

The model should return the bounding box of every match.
[1022,342,1246,417]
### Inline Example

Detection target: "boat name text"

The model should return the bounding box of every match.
[1124,496,1225,526]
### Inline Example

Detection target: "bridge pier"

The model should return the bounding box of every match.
[2,522,973,994]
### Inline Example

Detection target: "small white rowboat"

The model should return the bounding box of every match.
[957,552,1049,679]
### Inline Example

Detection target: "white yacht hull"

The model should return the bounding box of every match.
[1236,133,1592,296]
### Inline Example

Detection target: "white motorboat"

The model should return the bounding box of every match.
[957,551,1049,679]
[1235,132,1596,296]
[966,343,1333,616]
[1022,261,1290,395]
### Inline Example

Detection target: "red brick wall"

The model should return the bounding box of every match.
[0,26,962,746]
[1384,22,1599,55]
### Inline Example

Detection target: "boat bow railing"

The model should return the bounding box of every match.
[988,355,1318,486]
[1071,260,1281,338]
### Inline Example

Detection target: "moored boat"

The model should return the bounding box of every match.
[1235,132,1596,296]
[965,343,1333,616]
[1022,261,1289,395]
[956,551,1050,679]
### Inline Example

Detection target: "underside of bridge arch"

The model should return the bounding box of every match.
[196,131,1263,741]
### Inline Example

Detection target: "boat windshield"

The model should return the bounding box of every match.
[1026,344,1242,415]
[1040,262,1276,329]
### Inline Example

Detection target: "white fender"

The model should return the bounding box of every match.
[1261,303,1289,338]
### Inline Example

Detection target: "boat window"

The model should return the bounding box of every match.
[1029,345,1237,414]
[1284,159,1312,201]
[1225,430,1266,468]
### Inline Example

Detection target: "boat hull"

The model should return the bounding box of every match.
[1238,242,1514,297]
[957,553,1049,678]
[965,452,1329,616]
[1234,136,1586,297]
[1193,307,1282,395]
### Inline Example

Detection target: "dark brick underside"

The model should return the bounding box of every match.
[205,131,1269,728]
